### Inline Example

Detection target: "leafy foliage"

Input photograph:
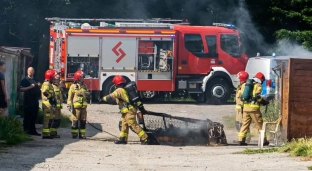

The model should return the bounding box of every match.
[271,0,312,50]
[0,116,32,145]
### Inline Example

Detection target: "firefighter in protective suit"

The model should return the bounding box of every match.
[102,75,150,145]
[41,69,57,139]
[67,70,90,139]
[50,72,63,138]
[238,72,270,146]
[235,71,251,143]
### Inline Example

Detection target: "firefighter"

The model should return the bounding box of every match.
[50,72,63,138]
[41,69,57,139]
[67,70,90,139]
[101,75,150,145]
[235,71,251,143]
[238,72,270,146]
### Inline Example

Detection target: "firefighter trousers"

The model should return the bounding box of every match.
[71,108,87,137]
[238,108,267,142]
[42,107,54,137]
[50,108,61,136]
[235,109,251,142]
[119,112,148,142]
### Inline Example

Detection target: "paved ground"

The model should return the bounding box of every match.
[1,103,311,171]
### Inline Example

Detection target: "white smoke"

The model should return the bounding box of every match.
[275,41,312,57]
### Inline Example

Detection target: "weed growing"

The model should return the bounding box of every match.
[234,148,279,154]
[0,116,32,145]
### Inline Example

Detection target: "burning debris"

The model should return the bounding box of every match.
[137,112,228,146]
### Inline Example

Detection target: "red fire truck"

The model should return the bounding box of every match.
[46,18,248,104]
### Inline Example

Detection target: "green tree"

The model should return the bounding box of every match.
[272,0,312,50]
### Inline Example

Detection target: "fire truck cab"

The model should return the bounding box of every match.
[46,18,248,104]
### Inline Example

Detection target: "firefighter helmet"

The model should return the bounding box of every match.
[73,70,84,81]
[45,69,56,81]
[112,75,126,86]
[237,71,249,83]
[254,72,265,82]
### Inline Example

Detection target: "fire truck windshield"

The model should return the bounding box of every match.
[220,34,242,58]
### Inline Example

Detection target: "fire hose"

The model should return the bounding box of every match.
[67,106,119,139]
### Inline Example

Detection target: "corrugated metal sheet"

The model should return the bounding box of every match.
[0,46,33,116]
[281,58,312,140]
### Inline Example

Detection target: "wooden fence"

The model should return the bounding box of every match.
[280,58,312,140]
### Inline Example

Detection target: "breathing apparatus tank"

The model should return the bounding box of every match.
[240,78,254,102]
[124,81,140,106]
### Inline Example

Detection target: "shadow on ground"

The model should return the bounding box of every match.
[0,122,103,171]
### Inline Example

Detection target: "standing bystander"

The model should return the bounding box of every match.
[19,67,41,136]
[0,61,7,117]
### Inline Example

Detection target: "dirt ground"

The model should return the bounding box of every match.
[1,103,312,171]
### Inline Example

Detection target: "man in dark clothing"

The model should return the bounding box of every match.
[19,67,41,136]
[0,61,7,117]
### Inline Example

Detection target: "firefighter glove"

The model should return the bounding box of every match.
[262,100,270,106]
[139,105,148,114]
[43,92,49,97]
[252,95,261,102]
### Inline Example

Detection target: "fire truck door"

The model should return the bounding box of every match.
[178,33,212,74]
[101,38,136,70]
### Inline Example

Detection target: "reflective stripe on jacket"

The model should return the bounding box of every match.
[41,81,54,108]
[242,82,262,109]
[52,83,63,109]
[67,82,89,108]
[235,83,243,109]
[103,88,137,114]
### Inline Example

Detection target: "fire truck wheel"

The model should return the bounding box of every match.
[205,78,231,105]
[139,91,157,101]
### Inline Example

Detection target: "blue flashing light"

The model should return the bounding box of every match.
[225,24,236,29]
[272,52,276,57]
[50,36,54,41]
[170,34,175,37]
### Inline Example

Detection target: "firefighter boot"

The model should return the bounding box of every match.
[71,120,79,139]
[114,137,127,144]
[42,119,54,139]
[141,137,151,145]
[238,137,248,146]
[51,119,61,138]
[79,134,87,139]
[263,137,270,146]
[79,120,87,139]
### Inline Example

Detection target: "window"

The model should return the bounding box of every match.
[220,34,240,57]
[205,36,217,55]
[184,34,204,53]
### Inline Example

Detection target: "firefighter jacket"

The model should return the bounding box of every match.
[242,82,263,109]
[41,81,55,108]
[103,88,142,114]
[67,82,89,109]
[52,83,63,109]
[235,83,243,110]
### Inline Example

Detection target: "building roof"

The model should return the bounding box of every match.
[0,46,34,58]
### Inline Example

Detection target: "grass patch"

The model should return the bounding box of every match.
[308,166,312,170]
[60,114,71,128]
[279,138,312,157]
[234,148,279,154]
[0,116,32,145]
[261,101,280,122]
[235,138,312,162]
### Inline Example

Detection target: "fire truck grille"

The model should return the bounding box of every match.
[141,112,228,146]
